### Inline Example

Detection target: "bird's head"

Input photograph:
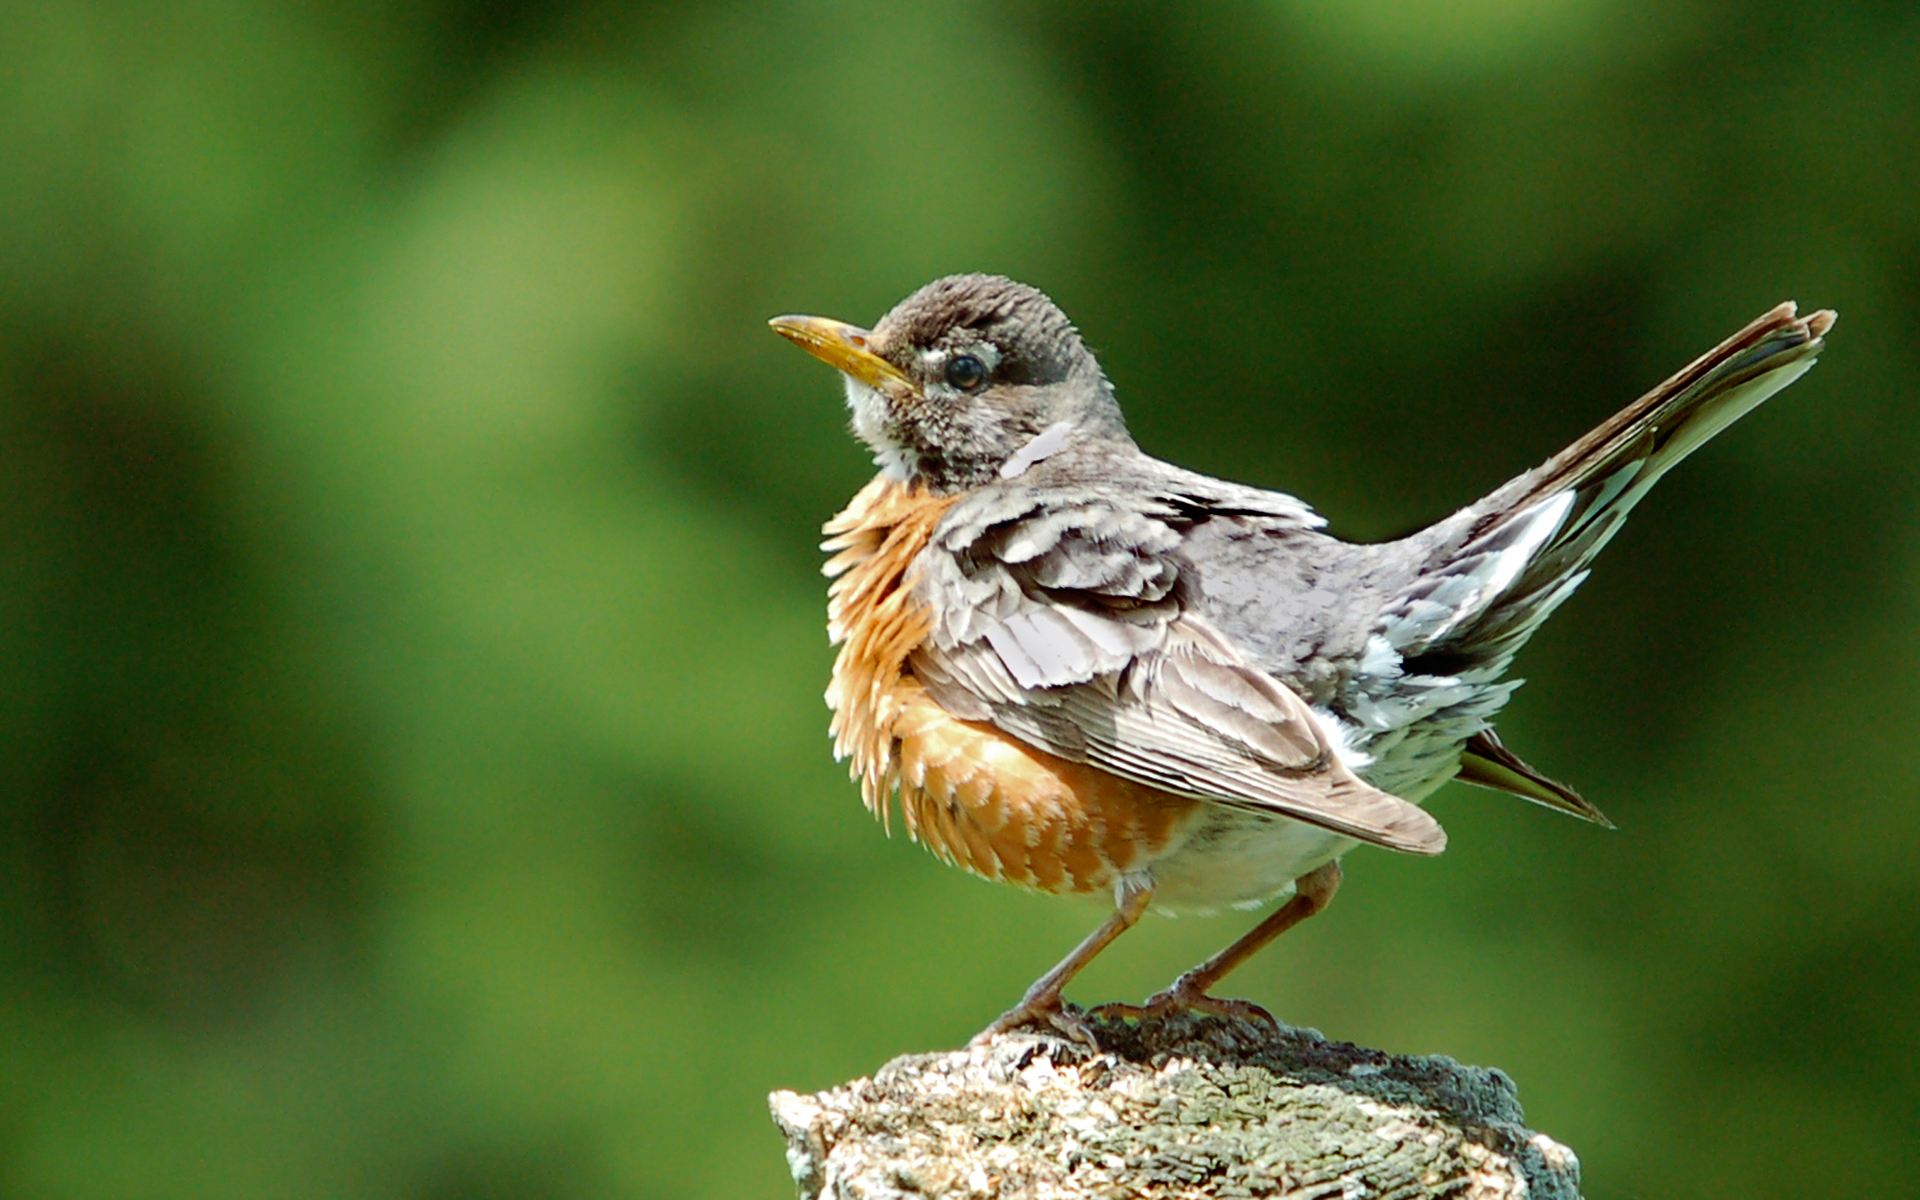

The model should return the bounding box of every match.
[771,274,1132,492]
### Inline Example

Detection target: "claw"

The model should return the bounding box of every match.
[970,997,1100,1049]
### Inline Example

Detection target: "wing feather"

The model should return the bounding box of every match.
[918,496,1446,856]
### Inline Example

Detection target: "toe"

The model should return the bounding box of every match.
[1187,994,1279,1028]
[1086,1000,1151,1024]
[971,998,1099,1049]
[1134,981,1280,1029]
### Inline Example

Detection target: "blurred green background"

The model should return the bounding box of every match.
[2,1,1915,1197]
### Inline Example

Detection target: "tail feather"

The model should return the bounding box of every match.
[1414,302,1835,665]
[1353,303,1834,818]
[1481,302,1834,549]
[1456,728,1614,827]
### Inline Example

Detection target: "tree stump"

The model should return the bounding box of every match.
[770,1010,1581,1199]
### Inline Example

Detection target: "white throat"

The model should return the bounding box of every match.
[843,377,915,480]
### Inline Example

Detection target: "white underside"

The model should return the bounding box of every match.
[1144,809,1352,914]
[1142,766,1452,915]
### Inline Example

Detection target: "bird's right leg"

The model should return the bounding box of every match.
[971,878,1153,1048]
[1097,861,1343,1028]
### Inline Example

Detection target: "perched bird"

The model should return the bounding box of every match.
[770,276,1834,1043]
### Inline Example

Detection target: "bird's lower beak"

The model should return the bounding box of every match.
[768,315,912,390]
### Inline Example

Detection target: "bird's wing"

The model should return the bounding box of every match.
[913,491,1446,855]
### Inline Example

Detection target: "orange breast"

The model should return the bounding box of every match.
[823,476,1198,895]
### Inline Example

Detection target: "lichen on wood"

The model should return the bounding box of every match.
[770,1010,1581,1199]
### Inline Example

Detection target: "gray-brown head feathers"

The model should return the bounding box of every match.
[856,275,1134,491]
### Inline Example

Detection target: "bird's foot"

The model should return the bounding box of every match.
[970,992,1101,1050]
[1089,972,1281,1031]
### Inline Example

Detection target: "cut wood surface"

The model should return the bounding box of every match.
[770,1011,1581,1199]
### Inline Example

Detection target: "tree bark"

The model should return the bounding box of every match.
[770,1011,1581,1199]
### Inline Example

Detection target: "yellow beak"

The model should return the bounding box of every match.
[768,315,912,390]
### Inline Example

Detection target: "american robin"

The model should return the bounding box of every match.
[769,276,1834,1043]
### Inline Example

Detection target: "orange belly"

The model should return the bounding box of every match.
[891,683,1198,892]
[823,476,1198,895]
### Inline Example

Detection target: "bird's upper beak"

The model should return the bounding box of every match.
[768,315,912,391]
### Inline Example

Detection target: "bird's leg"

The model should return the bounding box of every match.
[1098,861,1343,1028]
[971,880,1154,1048]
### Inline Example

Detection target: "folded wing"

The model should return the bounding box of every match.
[914,492,1446,855]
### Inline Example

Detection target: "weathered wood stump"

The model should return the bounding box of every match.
[770,1010,1581,1199]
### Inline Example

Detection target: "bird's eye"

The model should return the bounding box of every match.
[944,354,987,391]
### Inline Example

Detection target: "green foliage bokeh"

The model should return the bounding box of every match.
[2,2,1916,1197]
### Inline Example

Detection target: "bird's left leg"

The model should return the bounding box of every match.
[971,877,1154,1048]
[1097,860,1342,1027]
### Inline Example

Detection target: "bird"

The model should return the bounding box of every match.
[769,275,1834,1044]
